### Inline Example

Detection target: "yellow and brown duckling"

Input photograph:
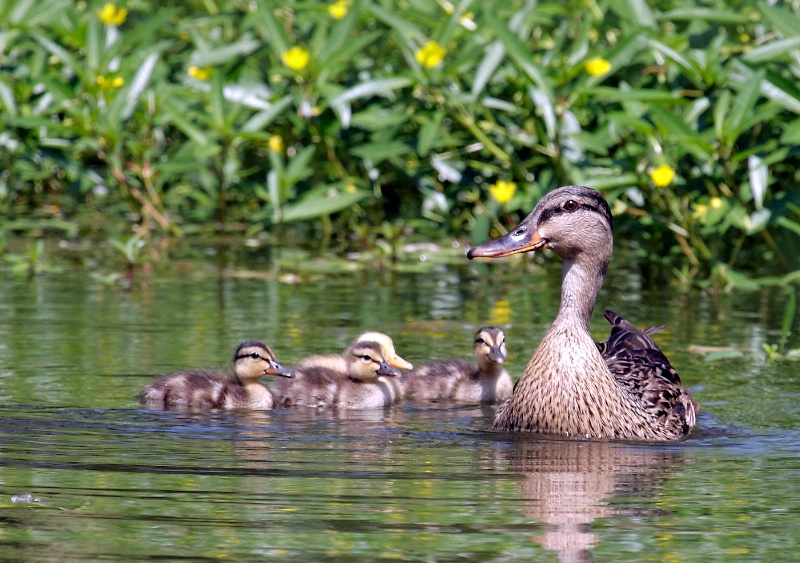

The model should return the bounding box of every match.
[139,340,293,410]
[272,332,413,410]
[402,327,512,404]
[468,185,698,441]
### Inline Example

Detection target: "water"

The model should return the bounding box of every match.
[1,254,799,561]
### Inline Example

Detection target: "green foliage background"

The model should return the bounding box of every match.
[2,0,800,283]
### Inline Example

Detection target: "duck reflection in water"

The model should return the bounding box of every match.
[507,438,684,561]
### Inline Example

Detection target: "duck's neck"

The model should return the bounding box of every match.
[552,256,608,333]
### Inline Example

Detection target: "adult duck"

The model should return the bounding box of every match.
[467,185,698,440]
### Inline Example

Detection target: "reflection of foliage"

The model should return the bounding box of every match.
[1,0,800,283]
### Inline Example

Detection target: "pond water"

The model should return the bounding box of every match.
[1,248,799,561]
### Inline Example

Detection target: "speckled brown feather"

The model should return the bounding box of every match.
[139,341,288,410]
[272,332,408,410]
[402,327,512,404]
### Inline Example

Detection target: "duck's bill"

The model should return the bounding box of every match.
[488,350,506,363]
[264,362,294,378]
[467,229,545,259]
[387,354,413,371]
[376,362,403,378]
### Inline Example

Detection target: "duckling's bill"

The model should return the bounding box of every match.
[262,362,294,378]
[467,226,546,259]
[387,354,413,371]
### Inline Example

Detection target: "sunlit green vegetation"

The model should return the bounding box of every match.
[2,0,800,285]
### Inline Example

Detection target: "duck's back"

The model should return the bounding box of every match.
[599,310,698,435]
[403,360,511,404]
[403,360,475,400]
[139,370,249,409]
[272,355,342,408]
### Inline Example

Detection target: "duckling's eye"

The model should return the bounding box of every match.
[563,200,578,211]
[358,355,374,364]
[475,337,485,344]
[249,353,262,360]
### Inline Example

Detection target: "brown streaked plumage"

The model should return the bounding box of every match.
[401,326,513,404]
[139,340,293,410]
[467,185,698,441]
[272,332,413,410]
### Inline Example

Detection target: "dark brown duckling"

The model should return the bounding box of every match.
[139,340,293,410]
[402,326,512,404]
[467,185,698,440]
[272,332,413,410]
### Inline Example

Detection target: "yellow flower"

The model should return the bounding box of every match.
[281,46,311,72]
[328,0,349,20]
[585,56,611,77]
[710,196,722,209]
[187,66,213,81]
[415,41,447,69]
[268,135,285,153]
[96,75,125,90]
[650,164,676,188]
[98,3,128,26]
[489,299,511,325]
[489,180,517,205]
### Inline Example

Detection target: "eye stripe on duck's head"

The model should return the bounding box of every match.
[534,185,612,233]
[348,332,413,371]
[474,326,507,364]
[233,340,293,378]
[467,186,613,261]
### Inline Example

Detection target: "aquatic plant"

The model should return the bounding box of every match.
[1,0,800,284]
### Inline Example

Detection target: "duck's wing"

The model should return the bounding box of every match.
[599,309,698,436]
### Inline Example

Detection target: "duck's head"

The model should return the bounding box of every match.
[467,185,613,263]
[345,332,413,381]
[233,340,294,383]
[473,326,507,369]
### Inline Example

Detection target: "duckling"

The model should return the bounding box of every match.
[139,340,293,410]
[272,332,413,410]
[402,327,513,404]
[467,185,698,441]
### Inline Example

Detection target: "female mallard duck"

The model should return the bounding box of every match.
[467,185,698,441]
[139,340,293,410]
[401,327,513,404]
[272,332,413,410]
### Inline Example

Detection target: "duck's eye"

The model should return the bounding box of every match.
[359,355,374,364]
[250,353,263,360]
[563,200,578,211]
[475,337,485,344]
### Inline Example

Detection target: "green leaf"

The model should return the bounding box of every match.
[484,9,552,99]
[281,189,371,222]
[256,0,290,53]
[743,37,800,64]
[704,349,745,362]
[725,69,763,145]
[586,87,685,102]
[619,0,656,28]
[189,37,261,67]
[350,141,411,163]
[658,8,750,24]
[779,292,797,353]
[417,111,444,157]
[115,51,159,122]
[241,96,294,132]
[470,41,505,101]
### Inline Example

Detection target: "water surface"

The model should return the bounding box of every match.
[1,256,798,560]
